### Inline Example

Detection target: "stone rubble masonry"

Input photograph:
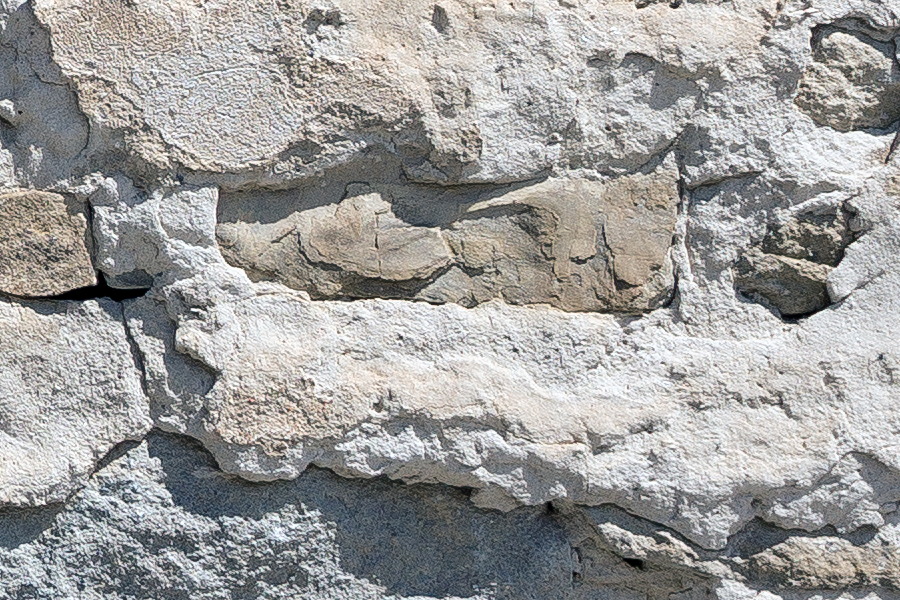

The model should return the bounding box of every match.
[0,0,895,598]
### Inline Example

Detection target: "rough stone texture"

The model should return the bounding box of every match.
[734,249,832,316]
[0,433,576,600]
[5,432,900,600]
[795,25,900,132]
[749,535,900,589]
[32,0,714,182]
[734,204,857,316]
[299,191,453,282]
[0,297,149,506]
[0,189,96,296]
[0,0,897,597]
[217,157,679,311]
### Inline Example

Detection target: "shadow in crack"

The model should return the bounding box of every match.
[726,518,881,559]
[146,431,574,599]
[0,504,63,550]
[13,273,150,303]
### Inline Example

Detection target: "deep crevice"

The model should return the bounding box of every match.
[120,299,154,405]
[17,272,150,302]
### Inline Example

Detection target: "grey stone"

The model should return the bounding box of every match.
[0,432,576,600]
[0,297,149,506]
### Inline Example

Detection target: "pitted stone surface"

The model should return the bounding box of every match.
[0,433,576,600]
[795,25,900,132]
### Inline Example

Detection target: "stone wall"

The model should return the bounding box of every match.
[0,0,899,598]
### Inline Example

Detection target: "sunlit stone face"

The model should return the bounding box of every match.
[0,0,896,597]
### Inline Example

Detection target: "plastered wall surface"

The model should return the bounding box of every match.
[0,0,899,597]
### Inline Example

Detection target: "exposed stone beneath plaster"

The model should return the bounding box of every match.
[0,189,95,297]
[0,0,896,597]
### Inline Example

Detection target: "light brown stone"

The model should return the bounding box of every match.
[734,204,856,317]
[794,28,900,131]
[427,168,679,311]
[0,190,96,297]
[298,191,452,282]
[217,161,679,312]
[749,537,900,589]
[734,250,832,317]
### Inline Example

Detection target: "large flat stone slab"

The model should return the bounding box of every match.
[217,160,679,312]
[0,297,149,506]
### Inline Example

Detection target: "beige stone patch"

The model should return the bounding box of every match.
[750,537,900,589]
[298,190,452,282]
[734,203,857,317]
[209,361,375,455]
[794,28,900,131]
[217,160,679,312]
[0,190,96,297]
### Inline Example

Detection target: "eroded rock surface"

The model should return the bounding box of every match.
[0,433,575,600]
[33,0,717,182]
[749,535,900,590]
[734,203,858,316]
[795,25,900,132]
[0,0,896,598]
[0,298,149,506]
[3,433,899,600]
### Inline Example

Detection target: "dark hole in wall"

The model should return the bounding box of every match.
[23,272,150,302]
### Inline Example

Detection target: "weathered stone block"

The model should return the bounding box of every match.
[735,204,857,317]
[218,161,679,312]
[0,189,95,297]
[795,27,900,131]
[0,298,149,506]
[735,249,832,317]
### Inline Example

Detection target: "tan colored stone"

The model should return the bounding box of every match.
[209,355,374,454]
[794,28,900,132]
[603,168,683,289]
[734,250,832,317]
[762,205,855,267]
[0,189,96,297]
[749,537,900,589]
[217,161,679,312]
[734,204,856,317]
[426,169,679,312]
[298,191,452,282]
